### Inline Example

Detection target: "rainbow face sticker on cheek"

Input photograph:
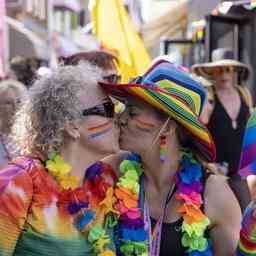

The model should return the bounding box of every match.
[134,117,155,132]
[87,120,113,139]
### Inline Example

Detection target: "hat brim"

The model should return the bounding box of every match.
[99,80,216,162]
[191,59,250,81]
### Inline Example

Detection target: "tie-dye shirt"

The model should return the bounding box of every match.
[0,156,115,256]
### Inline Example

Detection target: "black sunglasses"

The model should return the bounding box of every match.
[82,101,115,118]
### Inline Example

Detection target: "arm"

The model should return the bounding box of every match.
[205,175,242,256]
[0,164,33,256]
[236,201,256,255]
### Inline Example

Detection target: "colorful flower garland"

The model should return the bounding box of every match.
[45,150,212,256]
[114,154,148,256]
[46,154,118,256]
[113,151,212,255]
[176,151,212,255]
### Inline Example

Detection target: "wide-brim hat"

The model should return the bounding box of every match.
[191,48,250,81]
[99,59,216,162]
[239,110,256,179]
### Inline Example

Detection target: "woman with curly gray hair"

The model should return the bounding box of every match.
[0,62,120,256]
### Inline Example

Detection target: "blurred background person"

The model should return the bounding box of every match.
[0,79,26,169]
[59,50,121,84]
[192,48,252,212]
[9,56,45,88]
[60,50,124,114]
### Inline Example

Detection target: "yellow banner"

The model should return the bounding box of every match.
[91,0,151,82]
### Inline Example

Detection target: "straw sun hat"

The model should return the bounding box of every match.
[191,48,250,81]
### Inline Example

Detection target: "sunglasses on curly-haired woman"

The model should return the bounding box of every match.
[82,101,115,118]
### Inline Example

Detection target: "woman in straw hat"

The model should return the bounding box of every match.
[99,58,241,255]
[192,48,252,212]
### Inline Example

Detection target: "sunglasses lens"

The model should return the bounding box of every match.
[82,102,115,118]
[104,102,115,118]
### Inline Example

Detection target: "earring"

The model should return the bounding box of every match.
[160,135,167,163]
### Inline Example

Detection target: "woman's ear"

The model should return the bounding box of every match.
[64,121,80,140]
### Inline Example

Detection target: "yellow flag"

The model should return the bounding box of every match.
[91,0,151,82]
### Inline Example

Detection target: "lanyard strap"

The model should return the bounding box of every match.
[142,176,176,256]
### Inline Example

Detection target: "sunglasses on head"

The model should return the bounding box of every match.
[82,101,115,118]
[103,74,121,83]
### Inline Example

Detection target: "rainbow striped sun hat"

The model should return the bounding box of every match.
[239,110,256,178]
[99,59,216,161]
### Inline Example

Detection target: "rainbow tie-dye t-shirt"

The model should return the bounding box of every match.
[0,156,114,256]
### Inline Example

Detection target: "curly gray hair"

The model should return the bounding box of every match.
[12,62,104,158]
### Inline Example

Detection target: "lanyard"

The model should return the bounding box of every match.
[141,176,176,256]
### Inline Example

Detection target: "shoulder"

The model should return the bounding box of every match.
[0,156,42,194]
[204,174,241,225]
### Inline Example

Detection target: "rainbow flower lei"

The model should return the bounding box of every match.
[114,151,212,256]
[46,154,118,256]
[45,150,212,256]
[176,151,212,255]
[114,154,148,256]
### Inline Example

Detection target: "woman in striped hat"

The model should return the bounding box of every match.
[99,58,241,255]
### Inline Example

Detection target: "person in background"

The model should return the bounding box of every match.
[100,59,241,255]
[9,56,45,88]
[192,48,252,212]
[59,50,121,84]
[59,50,124,114]
[0,63,120,256]
[0,79,27,169]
